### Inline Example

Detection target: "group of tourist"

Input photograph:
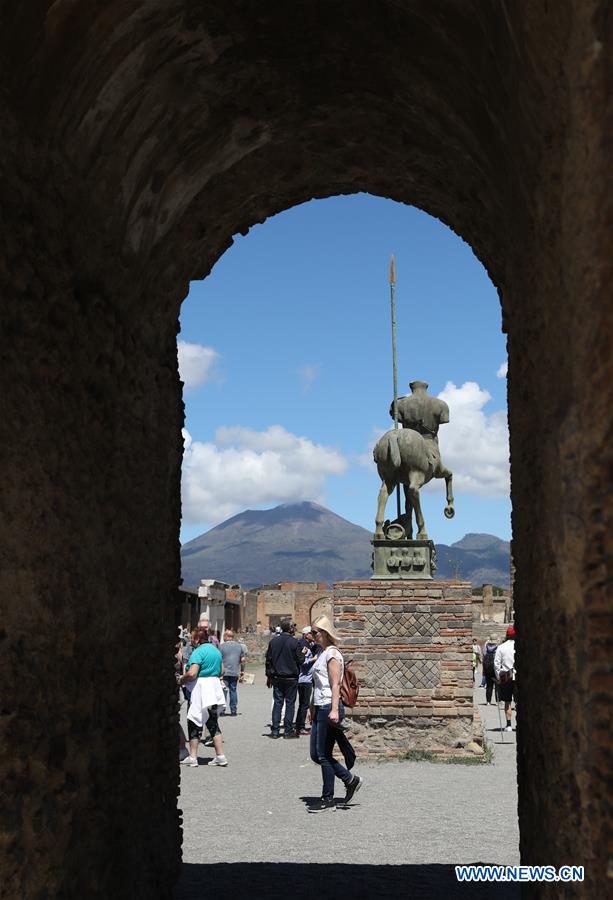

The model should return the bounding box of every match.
[175,609,515,808]
[175,612,362,809]
[265,616,362,810]
[265,621,314,738]
[176,616,248,768]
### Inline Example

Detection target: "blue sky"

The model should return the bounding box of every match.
[179,194,510,545]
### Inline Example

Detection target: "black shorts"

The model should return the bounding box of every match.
[187,704,222,742]
[498,679,517,704]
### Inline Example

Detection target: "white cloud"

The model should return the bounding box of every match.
[181,425,348,526]
[299,363,320,394]
[178,341,220,389]
[496,361,508,378]
[359,383,509,498]
[434,380,509,496]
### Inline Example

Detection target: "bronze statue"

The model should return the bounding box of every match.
[374,381,454,540]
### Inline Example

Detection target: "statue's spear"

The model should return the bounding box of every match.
[389,255,402,521]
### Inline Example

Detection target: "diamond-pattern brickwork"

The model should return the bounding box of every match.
[362,657,441,689]
[333,580,474,759]
[365,610,439,638]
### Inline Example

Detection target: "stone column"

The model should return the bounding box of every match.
[482,583,494,620]
[335,580,477,758]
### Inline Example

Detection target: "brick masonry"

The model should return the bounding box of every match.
[334,580,480,758]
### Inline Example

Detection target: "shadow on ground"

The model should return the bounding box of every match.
[175,863,520,899]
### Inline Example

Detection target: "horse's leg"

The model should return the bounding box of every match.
[375,481,390,537]
[409,472,428,540]
[438,465,455,519]
[403,484,413,539]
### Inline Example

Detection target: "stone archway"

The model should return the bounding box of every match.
[0,3,610,896]
[310,596,335,626]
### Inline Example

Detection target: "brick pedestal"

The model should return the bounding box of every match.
[334,580,479,758]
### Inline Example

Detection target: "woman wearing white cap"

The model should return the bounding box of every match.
[309,614,362,809]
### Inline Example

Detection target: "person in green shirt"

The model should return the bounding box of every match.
[187,641,223,677]
[179,628,227,766]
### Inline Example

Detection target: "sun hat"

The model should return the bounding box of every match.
[506,626,516,638]
[312,614,340,644]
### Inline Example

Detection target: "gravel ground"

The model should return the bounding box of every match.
[175,674,519,899]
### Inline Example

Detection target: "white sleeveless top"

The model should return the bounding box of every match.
[311,646,344,706]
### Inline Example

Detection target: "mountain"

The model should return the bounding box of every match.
[435,533,511,586]
[181,502,511,589]
[450,533,509,553]
[181,502,372,588]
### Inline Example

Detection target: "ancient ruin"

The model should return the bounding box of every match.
[0,3,610,897]
[335,579,476,758]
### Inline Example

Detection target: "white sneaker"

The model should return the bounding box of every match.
[209,755,228,767]
[181,755,199,766]
[179,748,189,762]
[505,725,513,732]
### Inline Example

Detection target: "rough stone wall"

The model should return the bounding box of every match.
[0,1,610,896]
[505,5,612,891]
[472,623,510,646]
[335,581,475,758]
[472,597,508,625]
[0,107,183,896]
[254,583,331,630]
[237,631,271,665]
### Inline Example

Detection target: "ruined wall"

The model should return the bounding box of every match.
[335,581,476,758]
[0,1,610,897]
[254,583,330,629]
[238,631,271,665]
[0,109,183,897]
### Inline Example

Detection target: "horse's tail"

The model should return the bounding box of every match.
[388,430,401,468]
[373,430,402,469]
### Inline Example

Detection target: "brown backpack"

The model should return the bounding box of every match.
[340,660,359,707]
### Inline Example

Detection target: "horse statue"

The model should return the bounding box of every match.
[373,381,455,540]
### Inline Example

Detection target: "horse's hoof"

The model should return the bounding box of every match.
[444,505,455,519]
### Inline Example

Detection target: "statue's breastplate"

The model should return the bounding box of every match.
[397,396,440,435]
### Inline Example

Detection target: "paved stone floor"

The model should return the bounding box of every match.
[175,676,519,899]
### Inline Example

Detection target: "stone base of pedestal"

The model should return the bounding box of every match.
[334,579,482,759]
[371,538,435,579]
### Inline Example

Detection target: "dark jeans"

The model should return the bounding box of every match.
[295,682,312,731]
[309,702,352,800]
[224,675,239,713]
[485,675,498,703]
[272,678,298,734]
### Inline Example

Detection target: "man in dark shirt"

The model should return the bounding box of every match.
[294,626,319,735]
[265,621,304,739]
